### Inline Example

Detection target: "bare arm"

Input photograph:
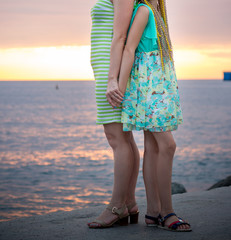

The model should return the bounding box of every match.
[106,0,134,108]
[118,6,149,94]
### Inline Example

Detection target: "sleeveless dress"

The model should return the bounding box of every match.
[121,3,183,132]
[91,0,122,124]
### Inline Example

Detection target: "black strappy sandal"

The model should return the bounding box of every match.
[158,213,192,232]
[145,214,161,227]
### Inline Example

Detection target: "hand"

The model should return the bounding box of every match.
[106,80,124,108]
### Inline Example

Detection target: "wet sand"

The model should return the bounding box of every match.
[0,186,230,240]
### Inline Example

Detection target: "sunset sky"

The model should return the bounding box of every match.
[0,0,231,80]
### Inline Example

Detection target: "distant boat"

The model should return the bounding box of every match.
[223,72,231,81]
[55,84,59,90]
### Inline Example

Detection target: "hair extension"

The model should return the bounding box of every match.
[141,0,174,70]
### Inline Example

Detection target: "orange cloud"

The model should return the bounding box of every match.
[0,46,93,80]
[1,45,230,81]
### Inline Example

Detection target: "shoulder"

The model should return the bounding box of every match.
[136,4,150,18]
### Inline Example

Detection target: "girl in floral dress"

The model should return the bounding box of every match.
[118,0,191,231]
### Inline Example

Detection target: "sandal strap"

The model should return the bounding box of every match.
[168,220,191,230]
[145,214,161,224]
[106,203,127,217]
[159,212,176,226]
[163,212,176,221]
[126,202,137,212]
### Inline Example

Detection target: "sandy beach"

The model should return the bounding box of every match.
[0,186,230,240]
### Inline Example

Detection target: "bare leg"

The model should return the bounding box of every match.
[143,131,161,224]
[88,123,137,227]
[151,131,190,230]
[108,124,133,204]
[125,133,140,213]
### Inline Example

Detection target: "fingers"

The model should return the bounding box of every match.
[115,89,124,99]
[106,95,122,108]
[106,91,123,104]
[111,94,123,104]
[112,91,124,102]
[106,95,117,108]
[106,82,125,108]
[106,94,123,108]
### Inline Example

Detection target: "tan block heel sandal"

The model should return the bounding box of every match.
[88,203,129,228]
[127,202,139,224]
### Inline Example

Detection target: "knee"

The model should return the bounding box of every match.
[144,144,158,156]
[104,128,130,150]
[104,128,117,149]
[160,139,176,156]
[144,139,159,155]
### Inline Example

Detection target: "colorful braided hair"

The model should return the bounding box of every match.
[138,0,174,71]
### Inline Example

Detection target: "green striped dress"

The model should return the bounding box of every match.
[91,0,122,124]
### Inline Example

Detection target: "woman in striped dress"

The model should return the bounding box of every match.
[88,0,140,228]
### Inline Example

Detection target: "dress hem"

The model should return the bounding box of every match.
[96,120,122,125]
[122,120,183,132]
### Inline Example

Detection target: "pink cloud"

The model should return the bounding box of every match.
[0,0,230,48]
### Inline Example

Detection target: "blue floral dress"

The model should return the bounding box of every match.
[121,3,183,132]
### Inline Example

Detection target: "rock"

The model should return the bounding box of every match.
[207,175,231,190]
[171,182,187,194]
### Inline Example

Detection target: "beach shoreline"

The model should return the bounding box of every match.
[0,186,230,240]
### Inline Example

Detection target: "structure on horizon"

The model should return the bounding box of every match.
[223,72,231,81]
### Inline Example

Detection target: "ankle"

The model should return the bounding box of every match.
[146,202,161,217]
[109,201,126,209]
[125,198,136,206]
[125,200,138,213]
[160,208,175,217]
[107,202,128,216]
[146,209,160,217]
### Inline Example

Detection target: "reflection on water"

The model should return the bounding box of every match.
[0,80,231,221]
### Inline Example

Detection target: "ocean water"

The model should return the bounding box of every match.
[0,80,231,221]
